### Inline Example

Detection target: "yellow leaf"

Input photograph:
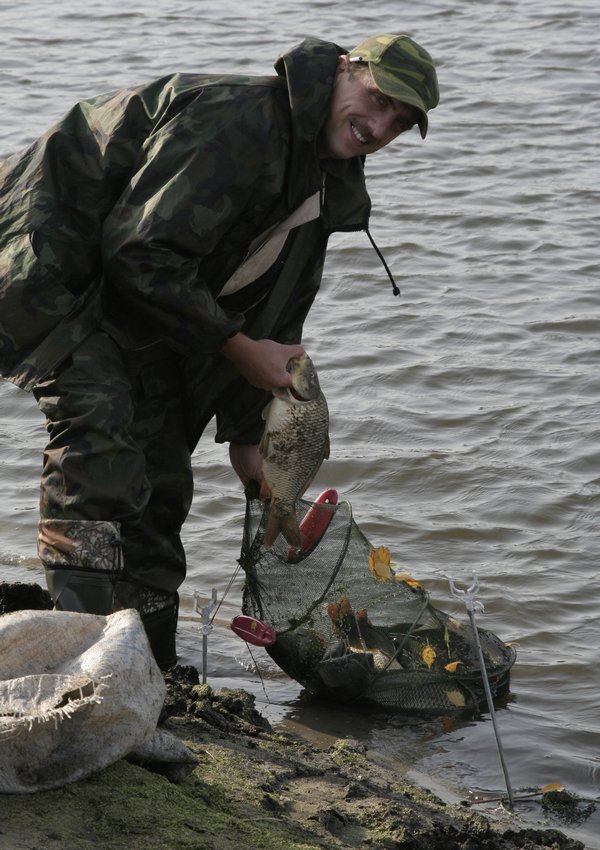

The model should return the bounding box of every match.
[393,572,422,589]
[374,545,391,564]
[542,783,565,794]
[368,546,394,582]
[444,661,463,673]
[446,689,466,707]
[421,644,437,669]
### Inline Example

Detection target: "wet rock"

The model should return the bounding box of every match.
[161,664,271,735]
[541,788,597,824]
[318,806,347,836]
[0,581,52,613]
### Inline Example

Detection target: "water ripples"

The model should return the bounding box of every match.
[1,0,599,843]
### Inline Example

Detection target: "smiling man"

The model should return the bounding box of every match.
[0,34,439,668]
[320,35,437,159]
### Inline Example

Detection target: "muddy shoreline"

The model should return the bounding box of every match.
[0,583,590,849]
[0,663,588,850]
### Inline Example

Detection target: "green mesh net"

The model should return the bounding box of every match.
[239,492,516,715]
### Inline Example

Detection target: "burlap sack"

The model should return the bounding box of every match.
[0,608,193,793]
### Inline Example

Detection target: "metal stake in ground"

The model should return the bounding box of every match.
[195,589,218,685]
[448,575,515,811]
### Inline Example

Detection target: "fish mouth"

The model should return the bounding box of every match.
[289,386,310,402]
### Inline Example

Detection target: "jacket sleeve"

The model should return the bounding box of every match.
[101,84,288,357]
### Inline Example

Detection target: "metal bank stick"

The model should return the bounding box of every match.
[195,588,218,685]
[449,575,515,811]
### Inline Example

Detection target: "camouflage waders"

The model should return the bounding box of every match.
[33,331,194,668]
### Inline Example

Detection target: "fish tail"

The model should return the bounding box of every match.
[263,506,301,549]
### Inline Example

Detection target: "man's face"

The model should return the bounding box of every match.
[319,56,420,160]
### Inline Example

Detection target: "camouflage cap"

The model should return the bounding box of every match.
[348,34,439,139]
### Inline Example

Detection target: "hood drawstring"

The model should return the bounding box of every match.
[365,228,400,297]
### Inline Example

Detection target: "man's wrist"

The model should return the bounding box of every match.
[221,332,249,361]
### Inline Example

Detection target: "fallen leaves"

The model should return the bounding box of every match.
[367,546,421,587]
[368,546,394,581]
[421,643,437,669]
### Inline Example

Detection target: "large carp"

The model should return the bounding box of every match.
[259,353,330,548]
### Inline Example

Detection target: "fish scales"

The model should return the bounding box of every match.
[263,397,328,513]
[259,354,329,547]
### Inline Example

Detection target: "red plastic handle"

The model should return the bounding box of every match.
[230,615,276,647]
[288,488,338,560]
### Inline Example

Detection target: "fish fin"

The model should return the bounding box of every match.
[259,479,272,501]
[258,430,269,457]
[324,435,330,461]
[263,508,281,548]
[279,511,301,549]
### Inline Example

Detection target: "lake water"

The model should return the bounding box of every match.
[1,0,599,845]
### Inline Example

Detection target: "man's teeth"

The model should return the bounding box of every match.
[351,122,367,144]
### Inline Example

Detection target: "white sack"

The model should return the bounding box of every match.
[0,608,191,793]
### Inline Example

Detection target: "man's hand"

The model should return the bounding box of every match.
[221,333,304,390]
[229,443,263,487]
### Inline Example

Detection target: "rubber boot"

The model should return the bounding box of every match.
[38,519,122,615]
[140,599,179,670]
[39,518,178,669]
[113,580,179,670]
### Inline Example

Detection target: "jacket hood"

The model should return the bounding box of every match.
[274,37,345,145]
[274,38,370,230]
[273,38,342,209]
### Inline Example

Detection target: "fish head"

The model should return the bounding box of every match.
[286,353,321,402]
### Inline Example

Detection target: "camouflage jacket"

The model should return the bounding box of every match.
[0,38,372,446]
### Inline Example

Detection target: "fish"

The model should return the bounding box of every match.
[326,595,400,662]
[259,353,330,547]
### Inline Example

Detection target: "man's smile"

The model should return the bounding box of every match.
[351,121,369,145]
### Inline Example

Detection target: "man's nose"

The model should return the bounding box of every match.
[369,113,396,142]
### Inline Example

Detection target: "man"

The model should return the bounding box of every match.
[0,34,439,668]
